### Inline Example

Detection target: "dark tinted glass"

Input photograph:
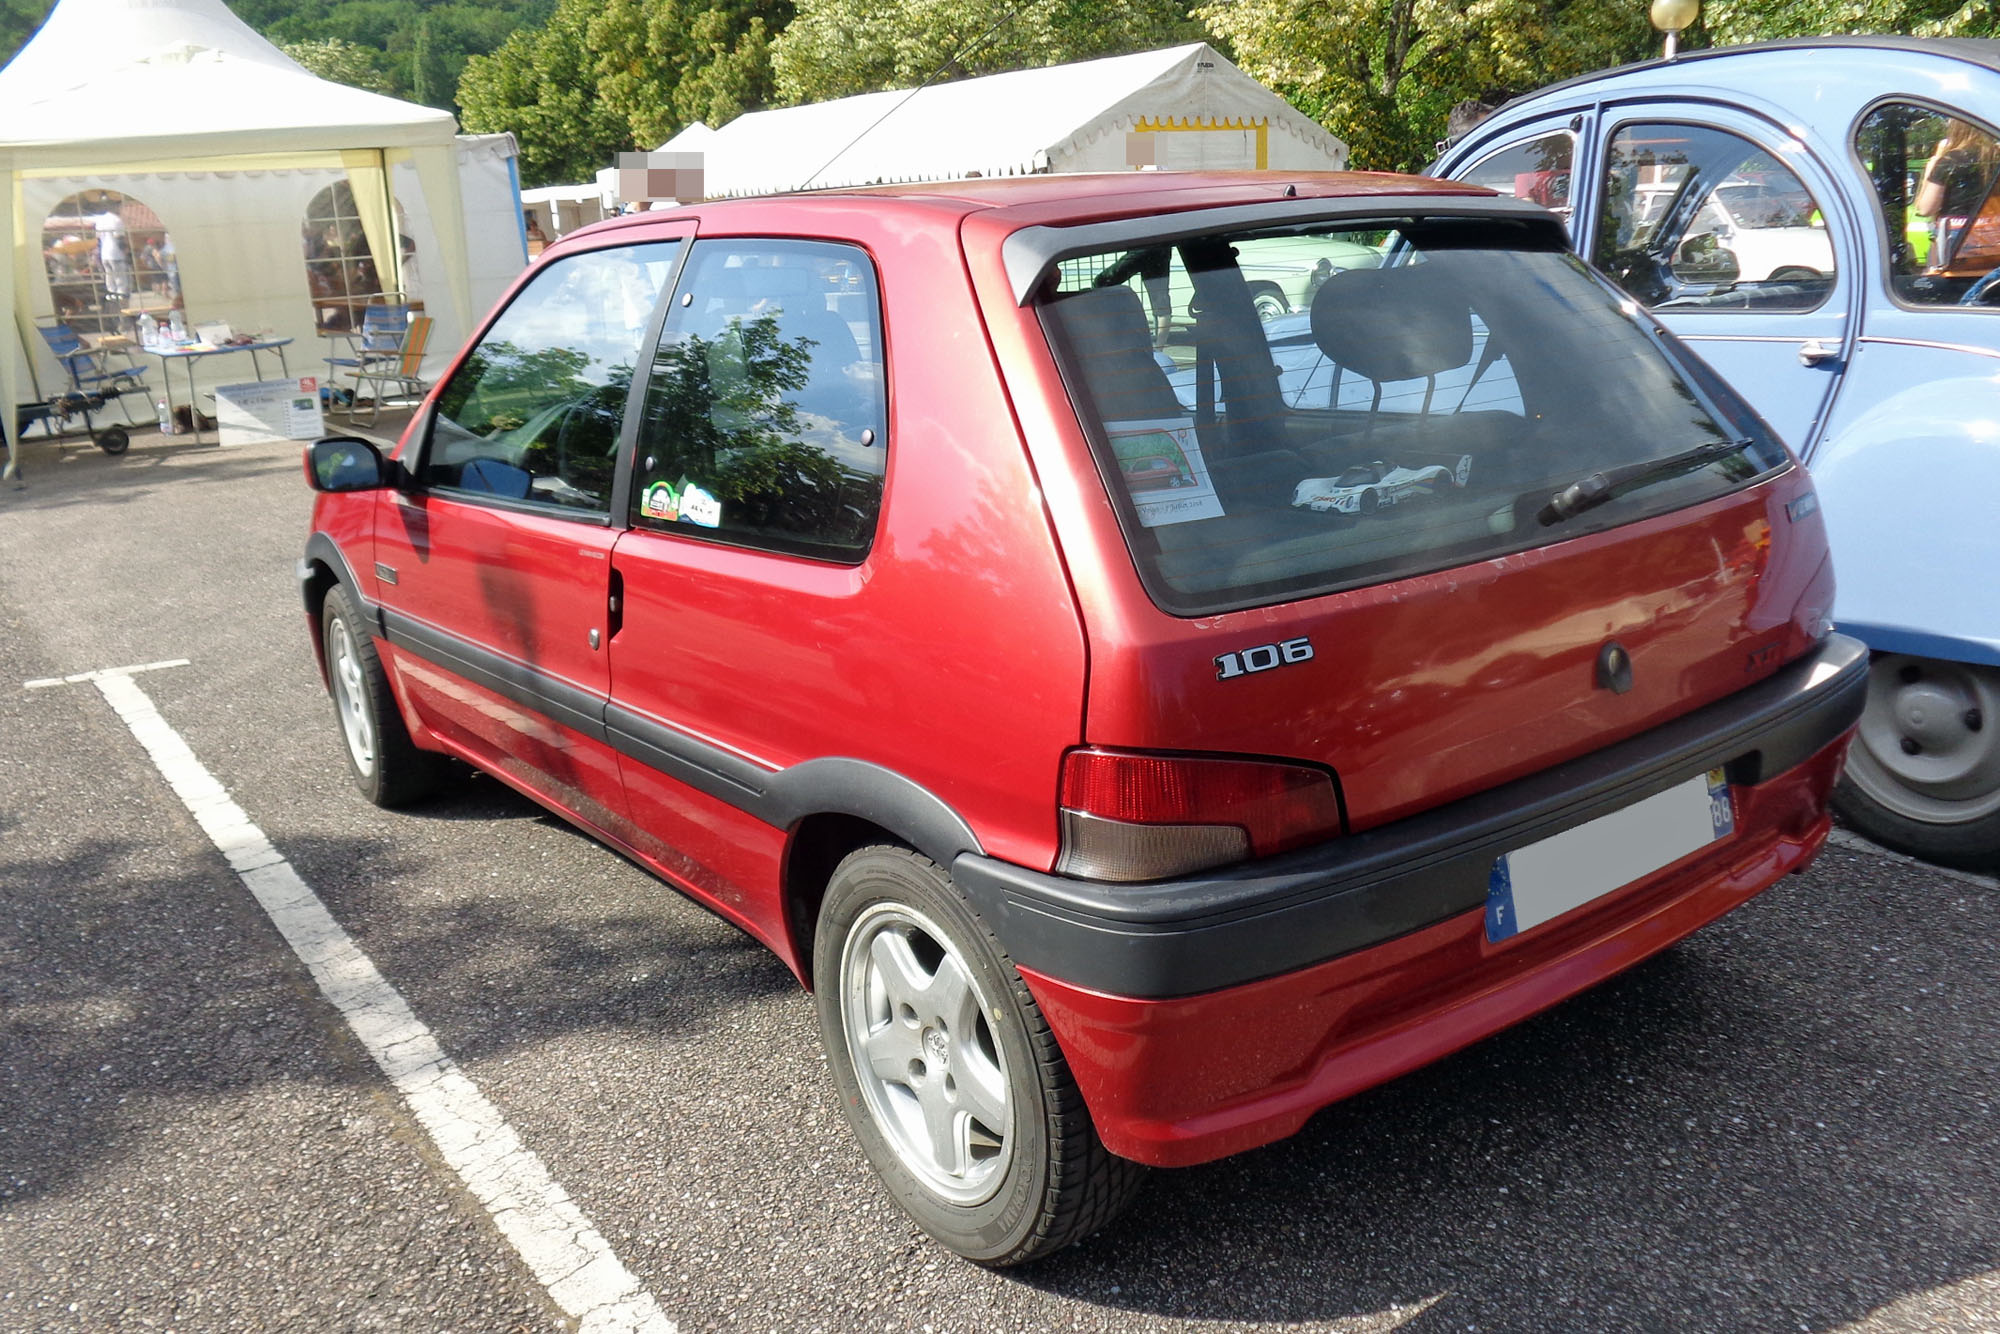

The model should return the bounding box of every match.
[1043,217,1789,615]
[424,242,681,514]
[628,239,887,561]
[1855,102,2000,306]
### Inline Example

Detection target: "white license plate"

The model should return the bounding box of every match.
[1486,769,1734,941]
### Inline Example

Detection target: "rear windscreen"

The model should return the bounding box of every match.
[1039,217,1790,615]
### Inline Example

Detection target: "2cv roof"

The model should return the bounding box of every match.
[1458,37,2000,141]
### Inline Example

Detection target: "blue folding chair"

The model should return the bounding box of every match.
[323,303,411,424]
[38,323,149,426]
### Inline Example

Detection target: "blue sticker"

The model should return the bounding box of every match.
[1486,856,1518,941]
[1707,768,1735,839]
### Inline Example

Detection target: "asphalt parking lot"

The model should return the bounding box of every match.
[2,429,1996,1334]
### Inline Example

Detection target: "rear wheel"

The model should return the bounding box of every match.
[814,846,1144,1264]
[95,426,129,455]
[322,584,439,808]
[1833,652,2000,867]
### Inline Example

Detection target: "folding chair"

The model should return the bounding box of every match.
[322,303,409,424]
[346,314,433,425]
[38,323,149,426]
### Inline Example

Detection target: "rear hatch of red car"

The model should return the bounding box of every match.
[1024,205,1832,863]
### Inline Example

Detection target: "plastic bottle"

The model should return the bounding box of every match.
[156,397,173,434]
[168,309,186,343]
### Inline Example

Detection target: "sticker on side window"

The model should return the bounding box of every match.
[1104,418,1225,528]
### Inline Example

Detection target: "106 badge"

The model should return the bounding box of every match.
[1216,637,1313,680]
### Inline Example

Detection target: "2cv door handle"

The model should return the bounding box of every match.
[1798,338,1841,367]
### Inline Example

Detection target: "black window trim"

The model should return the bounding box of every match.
[621,233,892,566]
[410,229,697,525]
[1846,93,2000,316]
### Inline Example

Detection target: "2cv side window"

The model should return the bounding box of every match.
[1855,102,2000,307]
[421,242,682,514]
[1593,123,1836,313]
[627,239,889,561]
[1459,131,1576,232]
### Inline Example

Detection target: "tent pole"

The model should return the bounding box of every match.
[2,162,19,487]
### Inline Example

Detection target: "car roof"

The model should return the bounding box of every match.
[1496,35,2000,108]
[561,169,1497,241]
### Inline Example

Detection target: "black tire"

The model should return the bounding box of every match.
[1248,281,1290,321]
[1832,652,2000,869]
[321,584,439,807]
[95,426,130,455]
[814,846,1145,1265]
[1833,769,2000,869]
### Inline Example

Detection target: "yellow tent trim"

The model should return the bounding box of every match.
[1132,116,1269,170]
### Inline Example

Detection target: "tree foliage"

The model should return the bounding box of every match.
[771,0,1203,105]
[1199,0,1656,171]
[280,36,394,94]
[1699,0,1998,43]
[460,0,789,186]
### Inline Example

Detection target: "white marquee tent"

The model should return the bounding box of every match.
[0,0,527,474]
[681,43,1349,200]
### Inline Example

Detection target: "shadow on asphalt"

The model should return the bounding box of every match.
[0,780,792,1217]
[1009,862,1999,1332]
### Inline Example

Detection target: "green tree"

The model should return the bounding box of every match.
[280,36,394,93]
[461,0,790,187]
[1197,0,1654,171]
[771,0,1203,105]
[1700,0,1998,42]
[0,0,51,66]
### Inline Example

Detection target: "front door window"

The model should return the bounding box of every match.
[1594,123,1835,312]
[1459,131,1576,232]
[422,242,682,515]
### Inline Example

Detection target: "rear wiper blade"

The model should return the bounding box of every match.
[1537,438,1753,527]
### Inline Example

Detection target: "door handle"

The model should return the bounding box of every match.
[1798,338,1841,367]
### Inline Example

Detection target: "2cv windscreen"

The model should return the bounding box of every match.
[1039,217,1791,615]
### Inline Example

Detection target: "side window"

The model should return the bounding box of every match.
[422,242,681,514]
[1459,132,1575,232]
[1593,123,1835,312]
[1855,103,2000,306]
[628,239,888,561]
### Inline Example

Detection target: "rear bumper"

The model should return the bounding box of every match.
[951,634,1866,1166]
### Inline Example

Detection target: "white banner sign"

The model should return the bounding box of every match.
[216,377,326,445]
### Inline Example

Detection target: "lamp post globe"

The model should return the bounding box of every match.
[1649,0,1700,57]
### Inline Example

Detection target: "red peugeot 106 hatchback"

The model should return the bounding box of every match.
[301,172,1866,1264]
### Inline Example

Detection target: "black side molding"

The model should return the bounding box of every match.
[354,594,983,868]
[951,634,1869,1000]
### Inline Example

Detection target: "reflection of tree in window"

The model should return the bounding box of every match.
[639,313,881,551]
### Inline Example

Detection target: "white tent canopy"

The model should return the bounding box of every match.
[0,0,484,472]
[683,43,1348,199]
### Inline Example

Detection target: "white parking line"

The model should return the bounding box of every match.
[79,669,674,1334]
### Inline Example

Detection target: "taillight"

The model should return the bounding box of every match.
[1056,748,1342,882]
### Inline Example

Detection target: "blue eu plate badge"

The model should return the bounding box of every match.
[1487,768,1734,942]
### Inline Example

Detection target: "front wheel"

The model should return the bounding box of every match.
[322,584,440,808]
[1247,282,1290,322]
[1833,652,2000,868]
[814,846,1144,1264]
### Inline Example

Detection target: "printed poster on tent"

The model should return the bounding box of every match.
[215,378,325,445]
[1103,417,1225,527]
